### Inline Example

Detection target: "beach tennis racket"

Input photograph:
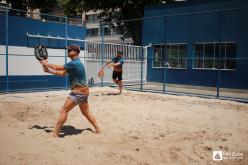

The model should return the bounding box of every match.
[98,69,104,78]
[34,45,48,61]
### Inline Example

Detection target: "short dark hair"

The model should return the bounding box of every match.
[117,50,123,54]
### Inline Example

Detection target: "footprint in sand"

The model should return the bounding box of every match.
[219,145,229,150]
[130,136,139,140]
[159,134,165,138]
[168,146,182,160]
[203,146,212,151]
[169,150,179,160]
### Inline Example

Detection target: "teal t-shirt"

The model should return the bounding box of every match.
[64,58,87,88]
[112,57,124,69]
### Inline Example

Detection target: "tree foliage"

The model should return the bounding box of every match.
[63,0,175,45]
[2,0,58,12]
[1,0,177,45]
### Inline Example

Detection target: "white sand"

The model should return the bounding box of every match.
[0,87,247,165]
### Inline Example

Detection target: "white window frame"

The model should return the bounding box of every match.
[166,43,187,69]
[193,42,236,71]
[152,44,165,68]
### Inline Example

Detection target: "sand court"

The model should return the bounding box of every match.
[0,87,247,164]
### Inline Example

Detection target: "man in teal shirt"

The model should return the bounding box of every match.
[102,50,124,94]
[64,54,87,89]
[40,45,101,137]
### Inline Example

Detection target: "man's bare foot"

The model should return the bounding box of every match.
[118,87,122,94]
[52,131,59,137]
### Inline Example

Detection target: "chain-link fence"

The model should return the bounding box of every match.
[124,56,248,102]
[0,7,85,91]
[0,7,7,91]
[0,6,145,92]
[1,5,248,103]
[134,3,248,102]
[84,41,146,86]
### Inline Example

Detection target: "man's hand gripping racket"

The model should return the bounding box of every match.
[34,45,48,72]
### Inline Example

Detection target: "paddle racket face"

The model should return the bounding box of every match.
[34,45,48,61]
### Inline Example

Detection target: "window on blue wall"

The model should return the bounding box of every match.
[220,43,236,70]
[167,44,187,68]
[194,43,236,70]
[195,43,215,69]
[153,45,164,67]
[153,44,187,68]
[195,44,204,68]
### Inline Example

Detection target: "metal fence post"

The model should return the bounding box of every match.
[217,55,221,99]
[163,16,167,93]
[217,11,222,99]
[140,47,144,91]
[100,21,104,87]
[65,16,68,89]
[163,44,167,93]
[5,8,9,92]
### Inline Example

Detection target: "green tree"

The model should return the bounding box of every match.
[63,0,175,45]
[2,0,58,12]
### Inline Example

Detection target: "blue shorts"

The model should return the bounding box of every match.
[68,92,88,104]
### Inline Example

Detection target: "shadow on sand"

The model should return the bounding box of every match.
[29,125,94,138]
[104,92,121,96]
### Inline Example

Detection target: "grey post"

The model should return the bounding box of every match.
[100,21,104,87]
[5,8,9,92]
[65,16,68,89]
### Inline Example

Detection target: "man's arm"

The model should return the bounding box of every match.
[102,61,112,69]
[108,62,121,67]
[108,58,124,67]
[40,60,64,70]
[43,67,67,76]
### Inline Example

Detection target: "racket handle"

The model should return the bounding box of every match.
[42,66,48,72]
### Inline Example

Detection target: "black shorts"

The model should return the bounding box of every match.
[112,71,123,81]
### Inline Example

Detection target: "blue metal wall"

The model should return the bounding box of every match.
[0,76,69,91]
[0,13,86,92]
[143,0,248,89]
[0,15,86,47]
